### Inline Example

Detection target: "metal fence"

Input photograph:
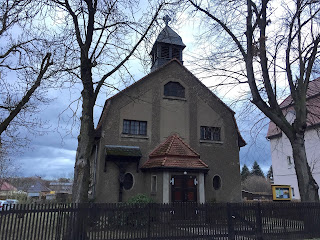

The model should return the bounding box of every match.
[0,202,320,240]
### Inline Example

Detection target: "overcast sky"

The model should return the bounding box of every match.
[10,16,271,180]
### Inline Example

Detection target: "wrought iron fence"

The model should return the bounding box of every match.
[0,202,320,239]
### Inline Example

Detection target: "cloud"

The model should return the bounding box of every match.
[17,145,75,179]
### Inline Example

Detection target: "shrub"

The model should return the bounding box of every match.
[127,194,153,203]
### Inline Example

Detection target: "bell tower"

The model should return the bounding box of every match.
[150,15,186,72]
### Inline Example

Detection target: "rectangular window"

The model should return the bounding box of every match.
[151,175,157,193]
[200,126,221,141]
[123,120,147,135]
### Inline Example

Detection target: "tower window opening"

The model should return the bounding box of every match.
[161,45,170,58]
[172,48,180,59]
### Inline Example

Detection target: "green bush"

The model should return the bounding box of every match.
[127,194,153,203]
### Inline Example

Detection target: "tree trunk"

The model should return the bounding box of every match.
[72,57,95,204]
[290,134,319,202]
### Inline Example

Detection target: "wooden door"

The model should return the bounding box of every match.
[171,175,197,202]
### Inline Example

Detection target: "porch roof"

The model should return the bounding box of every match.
[141,134,209,171]
[105,145,142,158]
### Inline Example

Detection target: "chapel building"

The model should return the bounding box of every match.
[90,18,245,203]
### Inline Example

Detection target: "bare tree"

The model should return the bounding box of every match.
[0,0,53,169]
[242,175,272,193]
[186,0,320,201]
[44,0,166,203]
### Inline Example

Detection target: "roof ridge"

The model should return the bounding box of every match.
[165,134,177,154]
[161,157,166,166]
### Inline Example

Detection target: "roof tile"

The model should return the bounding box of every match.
[141,134,208,170]
[267,78,320,138]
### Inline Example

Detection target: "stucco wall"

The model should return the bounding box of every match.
[270,128,320,199]
[94,61,242,203]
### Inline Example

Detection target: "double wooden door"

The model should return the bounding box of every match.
[171,175,197,202]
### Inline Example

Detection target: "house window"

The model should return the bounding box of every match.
[164,81,185,98]
[200,126,221,141]
[151,175,157,193]
[213,175,221,190]
[123,173,134,190]
[123,120,147,135]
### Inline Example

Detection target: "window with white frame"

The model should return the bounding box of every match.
[151,175,157,193]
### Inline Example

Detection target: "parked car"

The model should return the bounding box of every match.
[0,200,8,211]
[5,199,19,209]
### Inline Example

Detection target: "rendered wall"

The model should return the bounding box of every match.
[94,61,242,203]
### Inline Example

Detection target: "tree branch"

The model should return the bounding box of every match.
[0,53,53,135]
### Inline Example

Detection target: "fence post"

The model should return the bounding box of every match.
[227,203,235,240]
[255,202,263,240]
[148,203,151,239]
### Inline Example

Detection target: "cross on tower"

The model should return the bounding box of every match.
[163,15,171,26]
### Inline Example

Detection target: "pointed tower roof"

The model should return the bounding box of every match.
[141,134,209,171]
[150,15,186,71]
[155,25,186,47]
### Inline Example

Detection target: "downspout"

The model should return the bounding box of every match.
[118,166,126,202]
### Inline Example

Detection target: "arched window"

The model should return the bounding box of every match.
[213,175,221,190]
[164,81,185,98]
[123,173,134,190]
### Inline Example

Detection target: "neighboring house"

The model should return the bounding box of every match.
[91,20,246,203]
[0,180,17,199]
[49,181,73,202]
[49,182,73,194]
[267,78,320,199]
[27,179,51,200]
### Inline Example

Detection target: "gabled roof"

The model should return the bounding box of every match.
[279,78,320,108]
[267,78,320,139]
[0,180,17,191]
[95,59,246,147]
[27,180,51,193]
[141,134,209,171]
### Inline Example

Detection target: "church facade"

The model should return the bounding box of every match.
[90,21,245,203]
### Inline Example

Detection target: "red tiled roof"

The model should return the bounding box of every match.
[0,181,17,191]
[267,78,320,138]
[279,78,320,108]
[141,134,209,170]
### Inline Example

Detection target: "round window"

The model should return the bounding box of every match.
[213,175,221,190]
[123,173,134,190]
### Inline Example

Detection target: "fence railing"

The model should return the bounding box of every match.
[0,202,320,240]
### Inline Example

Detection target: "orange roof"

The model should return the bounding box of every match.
[141,134,209,171]
[267,78,320,138]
